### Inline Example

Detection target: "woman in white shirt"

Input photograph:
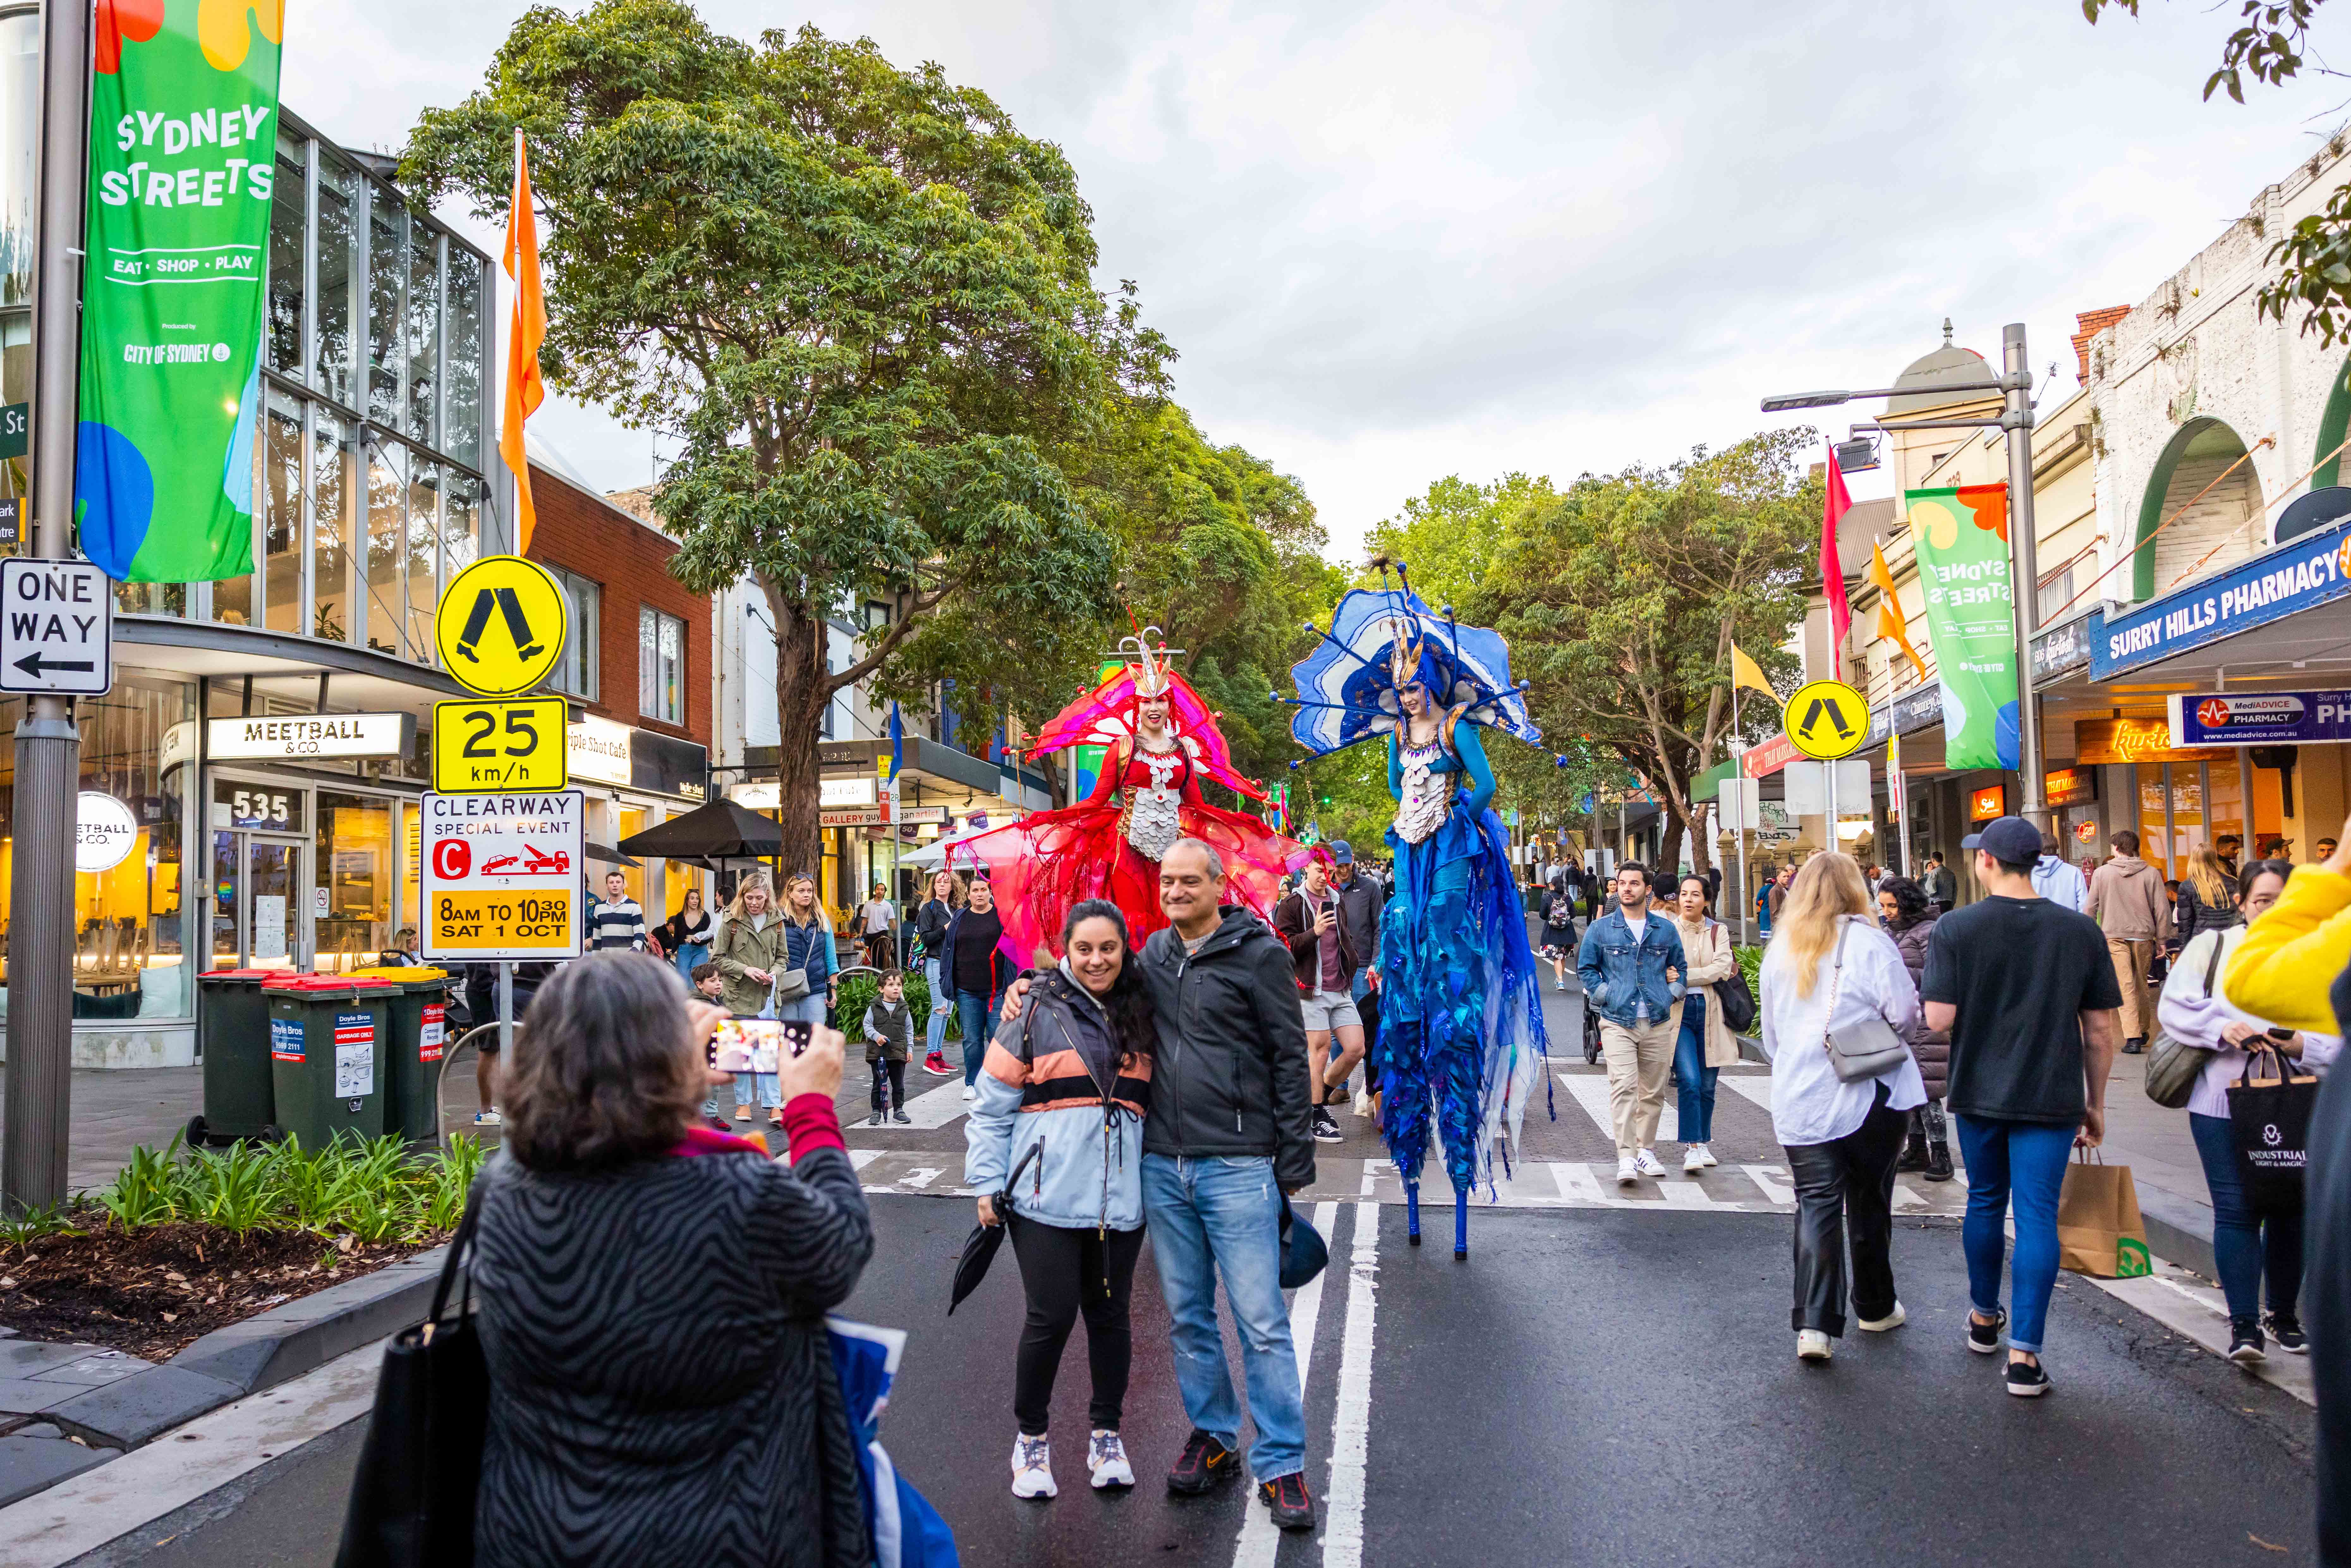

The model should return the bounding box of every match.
[1759,852,1927,1363]
[2155,858,2340,1363]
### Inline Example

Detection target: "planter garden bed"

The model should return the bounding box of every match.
[1,1133,483,1360]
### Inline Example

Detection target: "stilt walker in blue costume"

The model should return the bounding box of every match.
[1278,563,1554,1258]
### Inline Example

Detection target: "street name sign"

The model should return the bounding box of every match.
[432,696,569,793]
[433,555,569,698]
[1783,679,1869,762]
[0,558,113,696]
[418,789,584,961]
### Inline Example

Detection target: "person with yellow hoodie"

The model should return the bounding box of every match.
[2221,820,2351,1568]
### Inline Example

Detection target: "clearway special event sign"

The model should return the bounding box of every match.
[76,1,285,585]
[2168,690,2351,748]
[419,790,583,960]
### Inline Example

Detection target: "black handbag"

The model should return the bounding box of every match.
[2227,1042,2320,1216]
[335,1187,489,1568]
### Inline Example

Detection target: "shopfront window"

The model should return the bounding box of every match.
[266,134,307,379]
[2138,769,2169,878]
[445,249,482,467]
[314,155,358,405]
[261,388,304,634]
[0,673,197,1025]
[366,436,407,657]
[2208,759,2244,864]
[617,807,647,908]
[547,566,600,700]
[640,606,684,724]
[313,412,355,642]
[317,791,392,971]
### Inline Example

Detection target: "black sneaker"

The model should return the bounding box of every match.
[1259,1472,1316,1531]
[2228,1320,2267,1364]
[2005,1357,2051,1397]
[2121,1038,2145,1055]
[1923,1142,1955,1182]
[1312,1108,1344,1144]
[1166,1430,1237,1495]
[2268,1313,2308,1354]
[1967,1307,2007,1354]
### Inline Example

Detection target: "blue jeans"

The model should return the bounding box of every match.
[955,988,1005,1086]
[671,942,710,987]
[1140,1153,1306,1481]
[2189,1111,2304,1323]
[1673,993,1716,1144]
[924,957,951,1059]
[1954,1115,2076,1355]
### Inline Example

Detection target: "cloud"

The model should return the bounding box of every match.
[281,1,2351,559]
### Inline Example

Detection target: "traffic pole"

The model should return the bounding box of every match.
[3,0,91,1212]
[2002,323,2048,834]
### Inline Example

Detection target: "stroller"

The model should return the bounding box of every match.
[1581,994,1603,1065]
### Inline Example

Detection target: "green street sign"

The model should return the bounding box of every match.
[0,402,25,461]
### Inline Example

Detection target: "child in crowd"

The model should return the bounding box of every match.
[865,970,914,1126]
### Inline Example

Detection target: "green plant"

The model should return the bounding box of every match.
[186,1142,277,1237]
[0,1199,83,1247]
[94,1144,182,1230]
[1734,945,1763,999]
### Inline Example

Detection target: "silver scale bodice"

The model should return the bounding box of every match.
[1394,739,1450,845]
[1125,746,1184,861]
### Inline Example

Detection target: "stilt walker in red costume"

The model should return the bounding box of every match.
[951,629,1311,962]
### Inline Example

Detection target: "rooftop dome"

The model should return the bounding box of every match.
[1887,319,1993,416]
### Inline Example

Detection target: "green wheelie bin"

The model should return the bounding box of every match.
[189,968,294,1148]
[345,966,453,1145]
[264,975,400,1147]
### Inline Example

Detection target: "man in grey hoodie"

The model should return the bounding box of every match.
[2085,829,2171,1053]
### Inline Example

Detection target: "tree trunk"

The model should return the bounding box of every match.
[766,580,832,879]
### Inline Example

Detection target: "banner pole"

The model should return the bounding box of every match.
[3,0,90,1211]
[2002,323,2048,833]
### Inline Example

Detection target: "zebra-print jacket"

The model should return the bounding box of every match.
[470,1141,875,1568]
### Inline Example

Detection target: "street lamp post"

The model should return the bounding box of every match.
[1759,321,2050,836]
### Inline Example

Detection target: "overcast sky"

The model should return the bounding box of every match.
[287,0,2351,561]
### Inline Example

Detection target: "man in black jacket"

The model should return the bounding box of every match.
[997,836,1318,1529]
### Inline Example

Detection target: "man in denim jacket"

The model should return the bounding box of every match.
[1576,863,1686,1185]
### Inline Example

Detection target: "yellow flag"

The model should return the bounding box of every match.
[1730,644,1776,699]
[1868,540,1930,684]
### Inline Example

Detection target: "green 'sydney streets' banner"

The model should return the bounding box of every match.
[77,0,284,584]
[1906,483,2020,771]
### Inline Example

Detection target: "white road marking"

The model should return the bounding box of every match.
[1718,1073,1777,1112]
[1320,1201,1380,1568]
[0,1341,383,1568]
[1742,1164,1797,1206]
[849,1148,884,1170]
[1892,1180,1928,1211]
[1652,1179,1731,1211]
[902,1167,943,1188]
[873,1080,971,1129]
[1554,1070,1679,1144]
[1550,1160,1607,1203]
[1232,1200,1339,1568]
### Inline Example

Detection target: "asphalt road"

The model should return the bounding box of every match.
[62,1191,2321,1567]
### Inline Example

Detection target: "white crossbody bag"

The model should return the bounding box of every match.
[1822,917,1913,1084]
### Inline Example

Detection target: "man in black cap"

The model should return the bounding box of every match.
[1919,816,2123,1400]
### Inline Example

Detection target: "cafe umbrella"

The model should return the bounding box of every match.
[947,1143,1042,1315]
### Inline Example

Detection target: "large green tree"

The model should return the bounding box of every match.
[1474,431,1817,876]
[405,4,1161,865]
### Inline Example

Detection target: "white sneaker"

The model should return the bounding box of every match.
[1797,1330,1833,1362]
[1615,1155,1638,1186]
[1087,1429,1133,1489]
[1858,1301,1906,1333]
[472,1110,502,1127]
[1353,1091,1374,1119]
[1633,1148,1667,1178]
[1683,1145,1707,1174]
[962,1085,977,1101]
[1699,1146,1720,1168]
[1011,1433,1056,1499]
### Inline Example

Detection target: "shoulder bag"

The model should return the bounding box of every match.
[335,1187,488,1568]
[765,919,812,1011]
[1709,924,1759,1035]
[2144,929,2229,1109]
[2227,1040,2320,1215]
[1822,917,1912,1084]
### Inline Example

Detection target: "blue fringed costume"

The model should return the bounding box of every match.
[1281,569,1552,1256]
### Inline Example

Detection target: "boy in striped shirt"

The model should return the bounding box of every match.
[591,870,647,953]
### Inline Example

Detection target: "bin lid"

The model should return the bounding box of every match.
[198,967,297,981]
[262,975,402,995]
[346,966,451,983]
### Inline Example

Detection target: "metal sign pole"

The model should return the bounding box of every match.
[2001,323,2048,834]
[498,961,514,1056]
[3,0,91,1211]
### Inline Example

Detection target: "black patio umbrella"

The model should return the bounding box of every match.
[615,798,785,864]
[947,1143,1042,1315]
[582,842,641,867]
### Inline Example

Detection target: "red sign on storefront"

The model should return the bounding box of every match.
[1740,732,1803,779]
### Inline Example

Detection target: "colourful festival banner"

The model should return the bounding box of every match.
[76,0,285,583]
[1905,483,2018,770]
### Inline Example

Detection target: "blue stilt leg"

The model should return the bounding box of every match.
[1406,1180,1421,1246]
[1454,1187,1468,1260]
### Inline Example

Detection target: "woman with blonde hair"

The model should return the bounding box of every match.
[1759,852,1926,1364]
[2175,846,2239,951]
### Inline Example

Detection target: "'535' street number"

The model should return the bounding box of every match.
[430,696,570,794]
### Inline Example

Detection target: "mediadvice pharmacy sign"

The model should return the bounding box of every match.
[2091,516,2351,681]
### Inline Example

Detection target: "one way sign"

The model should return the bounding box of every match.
[0,559,114,697]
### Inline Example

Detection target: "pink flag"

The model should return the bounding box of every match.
[1822,444,1853,652]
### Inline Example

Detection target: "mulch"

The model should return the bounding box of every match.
[0,1224,442,1362]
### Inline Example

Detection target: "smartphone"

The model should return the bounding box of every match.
[2267,1027,2297,1042]
[779,1018,813,1059]
[714,1018,816,1060]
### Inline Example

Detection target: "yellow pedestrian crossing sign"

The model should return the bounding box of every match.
[435,555,569,698]
[1783,679,1869,761]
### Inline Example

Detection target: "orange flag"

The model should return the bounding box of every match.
[501,130,546,555]
[1868,538,1930,683]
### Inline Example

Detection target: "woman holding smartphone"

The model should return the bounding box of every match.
[965,899,1154,1500]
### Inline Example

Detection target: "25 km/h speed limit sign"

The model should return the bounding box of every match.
[432,696,569,793]
[419,790,584,961]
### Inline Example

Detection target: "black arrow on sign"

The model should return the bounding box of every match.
[14,652,94,679]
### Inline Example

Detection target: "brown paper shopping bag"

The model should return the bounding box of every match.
[2056,1150,2153,1279]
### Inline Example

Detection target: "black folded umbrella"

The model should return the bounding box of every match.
[1279,1196,1328,1290]
[948,1142,1042,1315]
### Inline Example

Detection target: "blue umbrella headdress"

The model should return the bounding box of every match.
[1278,561,1546,759]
